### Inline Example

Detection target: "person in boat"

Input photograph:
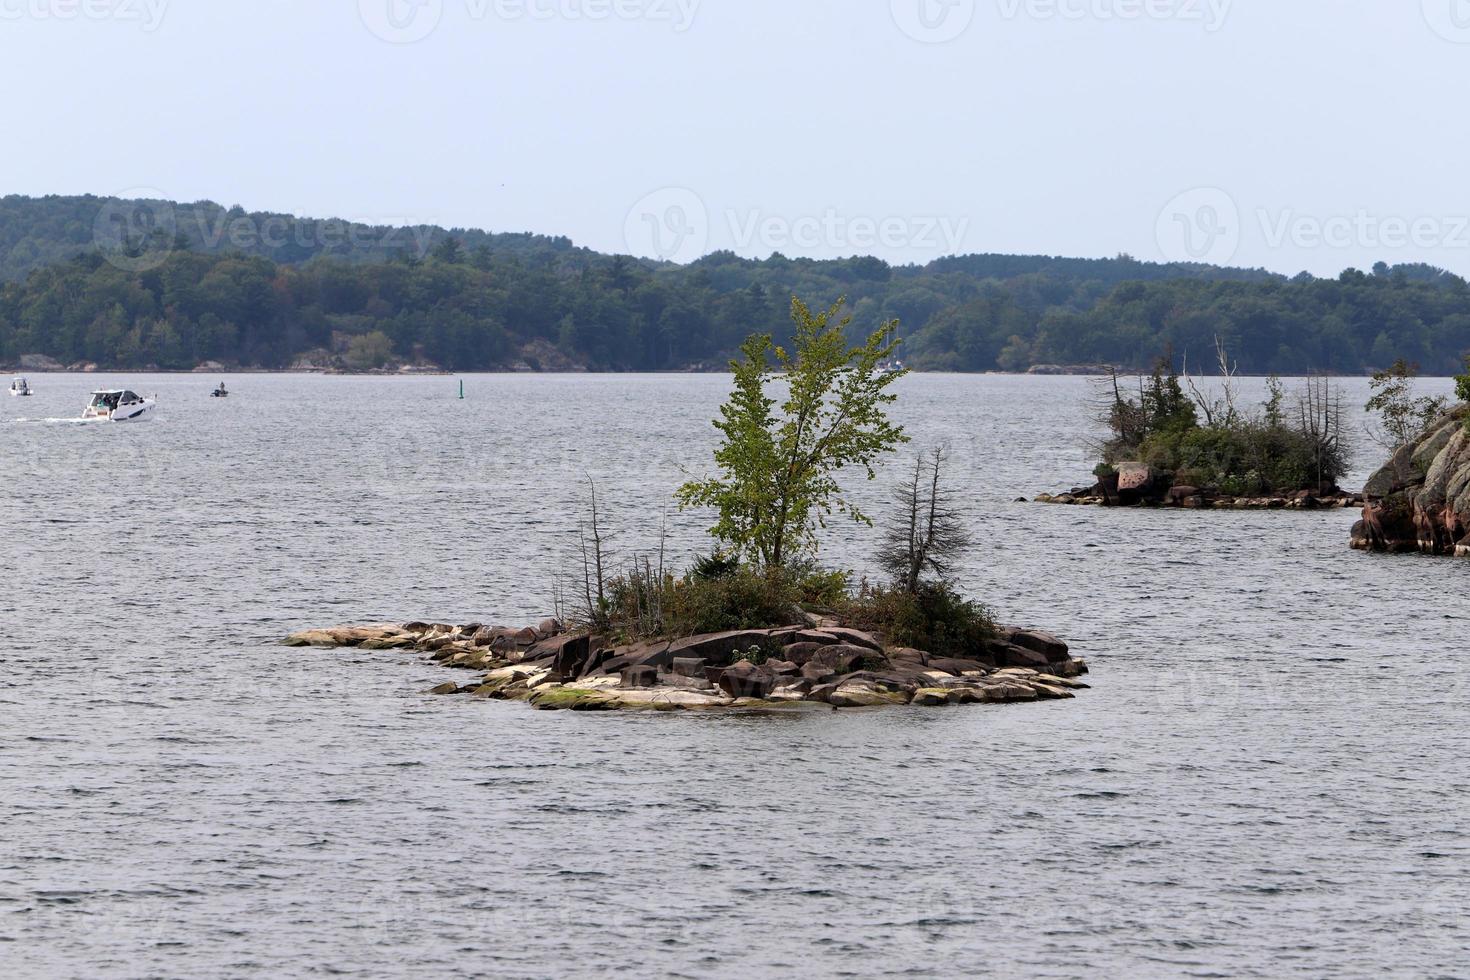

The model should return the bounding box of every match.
[216,382,227,395]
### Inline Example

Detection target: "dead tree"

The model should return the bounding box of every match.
[877,447,972,594]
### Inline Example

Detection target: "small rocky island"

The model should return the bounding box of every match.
[1352,405,1470,556]
[284,618,1090,711]
[1039,360,1358,511]
[287,299,1096,714]
[1035,463,1361,511]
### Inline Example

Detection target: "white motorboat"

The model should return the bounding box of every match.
[83,389,156,421]
[9,377,31,397]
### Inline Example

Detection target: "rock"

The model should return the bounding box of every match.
[667,631,777,667]
[671,657,707,678]
[717,661,777,699]
[607,689,731,710]
[528,687,616,711]
[284,625,408,648]
[18,353,64,371]
[999,628,1069,662]
[887,647,930,666]
[537,618,562,636]
[912,688,958,706]
[576,648,616,679]
[977,681,1039,703]
[284,629,343,647]
[366,634,418,650]
[520,634,573,665]
[593,640,673,676]
[550,635,592,679]
[620,665,659,689]
[927,656,991,676]
[1355,407,1470,557]
[289,615,1095,713]
[800,662,837,684]
[812,644,878,674]
[992,643,1052,672]
[819,627,883,652]
[781,642,831,665]
[1116,461,1159,501]
[827,683,910,707]
[660,673,715,691]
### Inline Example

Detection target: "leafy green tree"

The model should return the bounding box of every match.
[677,297,908,569]
[1365,359,1447,449]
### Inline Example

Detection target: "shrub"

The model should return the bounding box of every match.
[664,568,804,636]
[791,565,851,607]
[1093,352,1349,493]
[599,559,854,641]
[690,550,741,582]
[731,645,770,666]
[838,582,994,658]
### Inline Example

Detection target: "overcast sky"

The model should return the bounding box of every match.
[3,1,1468,275]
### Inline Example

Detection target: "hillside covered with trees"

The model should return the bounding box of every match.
[3,194,1470,374]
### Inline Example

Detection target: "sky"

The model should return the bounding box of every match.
[3,0,1469,276]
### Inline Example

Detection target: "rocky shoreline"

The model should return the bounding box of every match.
[1352,406,1470,556]
[1034,462,1361,510]
[284,618,1091,712]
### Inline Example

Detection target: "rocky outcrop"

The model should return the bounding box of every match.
[283,617,1091,712]
[1352,406,1470,557]
[1037,461,1360,511]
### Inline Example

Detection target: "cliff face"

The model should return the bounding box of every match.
[1352,406,1470,556]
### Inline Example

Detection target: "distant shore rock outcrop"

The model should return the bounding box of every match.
[1024,363,1118,376]
[284,618,1091,711]
[1352,406,1470,556]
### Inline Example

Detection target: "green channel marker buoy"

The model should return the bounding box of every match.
[459,379,464,400]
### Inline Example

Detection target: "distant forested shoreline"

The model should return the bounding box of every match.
[3,194,1470,374]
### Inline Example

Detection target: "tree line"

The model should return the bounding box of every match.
[3,194,1470,373]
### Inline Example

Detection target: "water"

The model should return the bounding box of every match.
[3,373,1467,978]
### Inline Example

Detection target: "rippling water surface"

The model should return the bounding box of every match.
[3,373,1467,978]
